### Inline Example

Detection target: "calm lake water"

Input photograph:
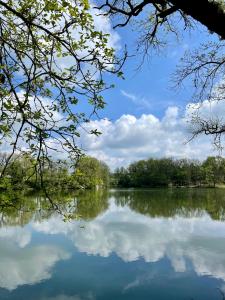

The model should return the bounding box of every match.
[1,188,225,300]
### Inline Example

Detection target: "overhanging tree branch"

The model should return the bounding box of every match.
[169,0,225,40]
[97,0,225,39]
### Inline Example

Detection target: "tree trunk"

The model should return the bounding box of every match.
[169,0,225,39]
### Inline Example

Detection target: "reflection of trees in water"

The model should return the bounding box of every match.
[1,188,225,227]
[0,191,37,227]
[0,190,109,227]
[112,188,225,221]
[72,190,109,220]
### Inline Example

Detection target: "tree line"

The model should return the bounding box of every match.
[0,154,110,191]
[1,153,225,191]
[112,156,225,188]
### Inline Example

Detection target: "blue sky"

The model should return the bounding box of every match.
[100,21,208,120]
[3,6,223,169]
[75,12,225,169]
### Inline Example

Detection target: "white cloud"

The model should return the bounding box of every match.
[121,90,152,109]
[91,5,120,51]
[78,102,223,169]
[0,4,121,158]
[186,98,225,122]
[2,90,224,169]
[0,91,66,156]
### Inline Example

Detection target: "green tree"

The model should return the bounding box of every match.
[113,167,131,187]
[72,156,110,189]
[0,153,37,189]
[112,156,225,188]
[202,156,225,187]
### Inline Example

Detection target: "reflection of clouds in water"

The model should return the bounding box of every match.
[41,292,95,300]
[0,242,70,291]
[33,201,225,283]
[0,226,31,248]
[123,271,157,293]
[42,296,81,300]
[123,278,141,292]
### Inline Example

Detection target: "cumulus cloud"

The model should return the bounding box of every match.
[32,199,225,283]
[78,103,222,169]
[186,98,225,122]
[2,95,223,169]
[0,90,66,156]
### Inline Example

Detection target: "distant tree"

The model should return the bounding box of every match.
[40,161,71,189]
[113,167,131,187]
[202,156,225,187]
[1,0,225,185]
[72,156,110,189]
[1,154,36,188]
[129,160,148,187]
[189,160,203,186]
[113,156,225,188]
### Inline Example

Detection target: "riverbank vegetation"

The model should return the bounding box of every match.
[112,156,225,188]
[1,153,225,192]
[0,154,109,191]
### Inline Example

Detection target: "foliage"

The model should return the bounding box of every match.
[0,0,225,178]
[113,156,225,188]
[72,156,110,189]
[0,153,110,191]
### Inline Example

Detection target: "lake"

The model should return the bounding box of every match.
[1,188,225,300]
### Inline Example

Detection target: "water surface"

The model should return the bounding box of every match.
[1,188,225,300]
